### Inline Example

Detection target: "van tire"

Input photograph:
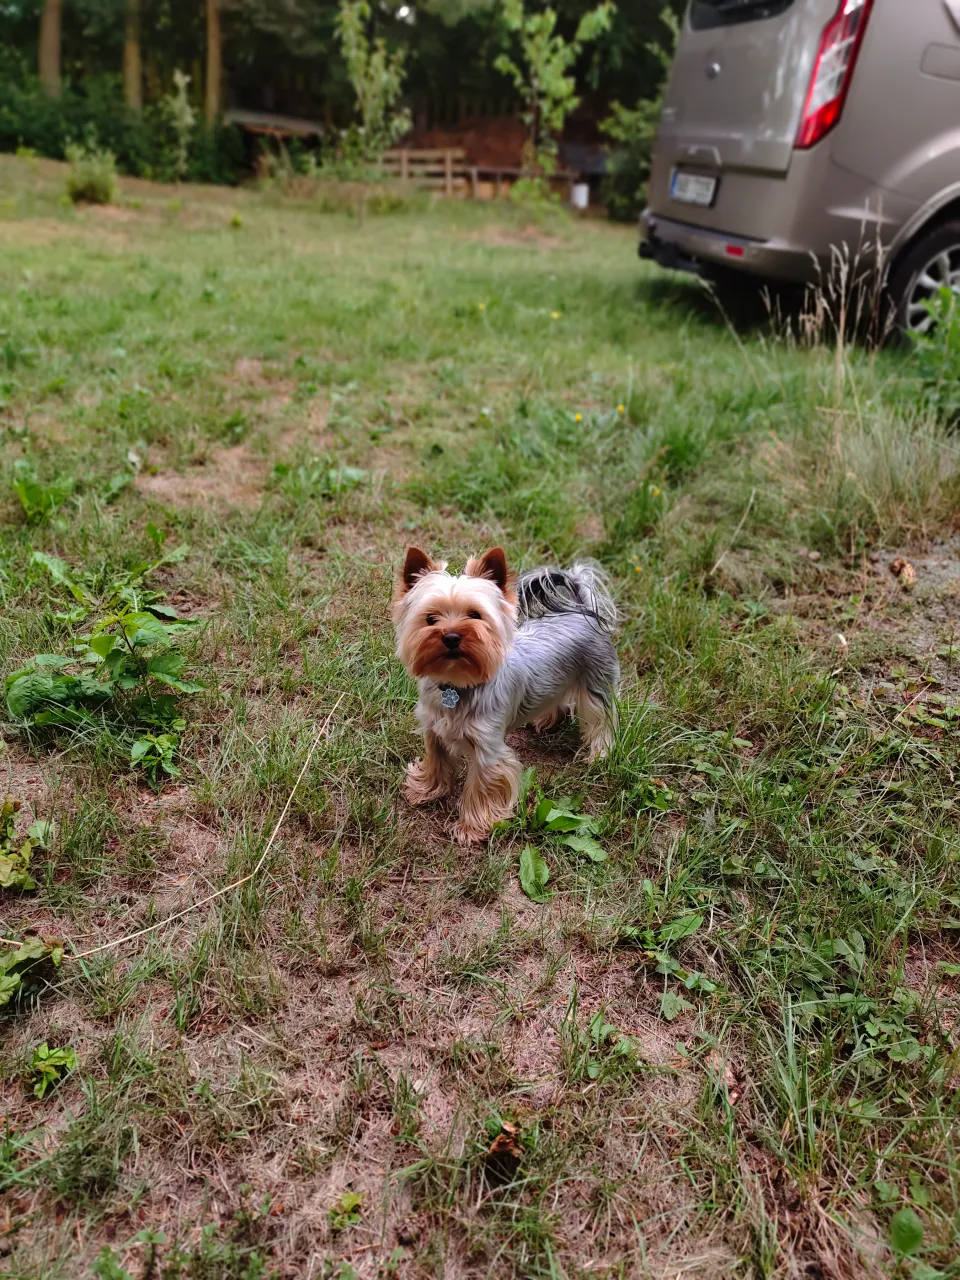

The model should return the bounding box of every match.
[888,220,960,335]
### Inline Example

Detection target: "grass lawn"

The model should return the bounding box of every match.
[2,153,960,1280]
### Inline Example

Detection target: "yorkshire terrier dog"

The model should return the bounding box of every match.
[392,545,619,845]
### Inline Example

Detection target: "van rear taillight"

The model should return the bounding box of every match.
[795,0,874,150]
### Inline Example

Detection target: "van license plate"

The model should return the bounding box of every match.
[670,171,717,207]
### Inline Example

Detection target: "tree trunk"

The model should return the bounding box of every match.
[205,0,222,127]
[38,0,62,100]
[123,0,142,112]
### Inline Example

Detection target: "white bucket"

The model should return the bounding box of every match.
[571,182,590,211]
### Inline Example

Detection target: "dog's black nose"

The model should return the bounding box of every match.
[442,632,462,651]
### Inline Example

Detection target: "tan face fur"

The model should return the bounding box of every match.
[392,547,517,687]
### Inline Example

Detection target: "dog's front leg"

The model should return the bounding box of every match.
[453,743,522,845]
[403,730,456,805]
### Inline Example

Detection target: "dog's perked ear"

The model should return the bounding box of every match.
[400,546,440,592]
[465,546,511,593]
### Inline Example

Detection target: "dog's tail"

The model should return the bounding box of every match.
[516,560,618,633]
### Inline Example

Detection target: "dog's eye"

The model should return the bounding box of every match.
[425,614,437,626]
[467,610,482,620]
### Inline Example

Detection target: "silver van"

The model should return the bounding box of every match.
[640,0,960,331]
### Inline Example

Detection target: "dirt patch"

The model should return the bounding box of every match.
[232,357,265,383]
[136,445,267,510]
[462,225,567,250]
[0,218,72,248]
[81,204,138,224]
[0,745,65,823]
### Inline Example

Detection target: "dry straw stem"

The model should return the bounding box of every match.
[0,695,343,962]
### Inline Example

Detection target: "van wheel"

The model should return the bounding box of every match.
[888,221,960,335]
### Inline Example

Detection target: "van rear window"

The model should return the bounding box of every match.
[689,0,796,29]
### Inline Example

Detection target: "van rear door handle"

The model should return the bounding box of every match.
[945,0,960,32]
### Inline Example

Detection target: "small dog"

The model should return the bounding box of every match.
[392,545,619,844]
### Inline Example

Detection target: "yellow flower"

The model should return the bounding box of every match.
[652,487,660,496]
[617,404,625,413]
[574,413,582,422]
[477,302,485,311]
[551,310,560,319]
[635,565,643,573]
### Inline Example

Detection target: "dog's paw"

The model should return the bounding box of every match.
[452,818,489,846]
[402,760,449,806]
[532,708,562,733]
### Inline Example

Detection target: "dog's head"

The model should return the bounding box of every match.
[392,546,517,687]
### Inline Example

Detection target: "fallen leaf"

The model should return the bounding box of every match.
[890,557,917,589]
[488,1121,521,1160]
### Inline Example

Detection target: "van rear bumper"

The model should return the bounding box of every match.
[640,210,818,283]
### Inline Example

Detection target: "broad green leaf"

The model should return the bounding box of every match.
[104,649,127,677]
[0,849,37,890]
[659,991,693,1022]
[146,652,185,676]
[7,670,55,718]
[562,832,608,862]
[146,604,179,619]
[103,473,131,502]
[30,1042,77,1098]
[517,766,536,808]
[0,972,22,1004]
[659,913,704,943]
[542,807,589,832]
[519,845,552,903]
[535,796,555,827]
[27,819,55,848]
[150,672,206,694]
[329,466,367,490]
[0,938,60,1008]
[88,634,116,659]
[889,1206,923,1257]
[535,795,593,832]
[123,613,171,647]
[31,551,72,585]
[589,1012,617,1045]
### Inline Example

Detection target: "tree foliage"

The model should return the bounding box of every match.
[494,0,615,169]
[335,0,410,162]
[601,5,679,221]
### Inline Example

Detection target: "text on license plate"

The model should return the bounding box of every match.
[670,171,718,207]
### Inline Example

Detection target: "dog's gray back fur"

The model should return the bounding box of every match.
[418,564,619,746]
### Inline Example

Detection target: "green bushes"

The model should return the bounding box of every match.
[601,7,678,223]
[0,56,243,185]
[65,136,118,205]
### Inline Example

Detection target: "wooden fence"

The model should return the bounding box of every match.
[379,148,468,195]
[380,148,577,201]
